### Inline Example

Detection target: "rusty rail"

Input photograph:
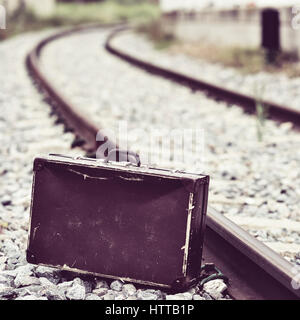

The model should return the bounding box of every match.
[26,24,122,153]
[26,25,300,300]
[106,27,300,129]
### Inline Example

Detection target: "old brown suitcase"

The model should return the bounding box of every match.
[27,153,209,291]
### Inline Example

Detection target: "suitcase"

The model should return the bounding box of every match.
[27,151,209,291]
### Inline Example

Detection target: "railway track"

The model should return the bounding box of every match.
[106,27,300,130]
[26,24,300,300]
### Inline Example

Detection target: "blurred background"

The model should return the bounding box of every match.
[1,0,300,75]
[0,0,160,40]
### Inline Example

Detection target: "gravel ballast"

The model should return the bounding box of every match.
[113,31,300,112]
[0,29,229,300]
[40,29,300,266]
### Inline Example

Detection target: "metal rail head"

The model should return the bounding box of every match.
[26,24,126,153]
[206,208,300,300]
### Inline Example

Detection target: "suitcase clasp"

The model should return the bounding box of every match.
[104,149,141,167]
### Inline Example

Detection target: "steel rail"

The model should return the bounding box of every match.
[26,23,123,153]
[26,25,300,300]
[106,27,300,129]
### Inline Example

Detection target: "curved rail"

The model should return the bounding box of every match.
[26,23,122,153]
[106,27,300,129]
[26,25,300,300]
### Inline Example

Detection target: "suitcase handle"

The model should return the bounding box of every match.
[105,149,141,167]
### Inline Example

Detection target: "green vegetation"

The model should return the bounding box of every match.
[54,0,159,25]
[253,84,268,142]
[136,18,176,50]
[167,42,300,78]
[255,100,268,142]
[0,0,160,41]
[135,17,300,77]
[136,17,300,74]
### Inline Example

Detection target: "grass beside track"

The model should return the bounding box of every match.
[168,42,300,78]
[0,0,160,41]
[137,18,300,78]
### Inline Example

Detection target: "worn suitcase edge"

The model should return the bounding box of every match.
[31,155,210,183]
[175,177,210,290]
[25,259,172,289]
[26,155,210,291]
[26,162,38,263]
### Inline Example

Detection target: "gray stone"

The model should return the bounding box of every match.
[182,292,193,300]
[0,275,9,285]
[193,294,205,300]
[15,285,43,298]
[126,295,138,300]
[14,275,40,288]
[39,277,55,288]
[0,284,15,298]
[0,256,7,266]
[15,264,35,277]
[57,279,75,293]
[85,293,102,300]
[115,292,126,300]
[39,285,66,300]
[203,279,227,300]
[95,279,109,289]
[93,287,108,297]
[137,289,158,300]
[166,292,192,300]
[15,295,48,300]
[66,280,86,300]
[0,270,17,278]
[103,291,116,300]
[166,294,185,300]
[82,280,93,294]
[1,195,11,206]
[34,266,60,284]
[0,274,15,289]
[110,280,123,291]
[201,292,213,300]
[122,283,136,296]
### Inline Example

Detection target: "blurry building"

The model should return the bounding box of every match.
[0,0,56,17]
[26,0,56,17]
[160,0,300,58]
[160,0,298,13]
[0,0,20,14]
